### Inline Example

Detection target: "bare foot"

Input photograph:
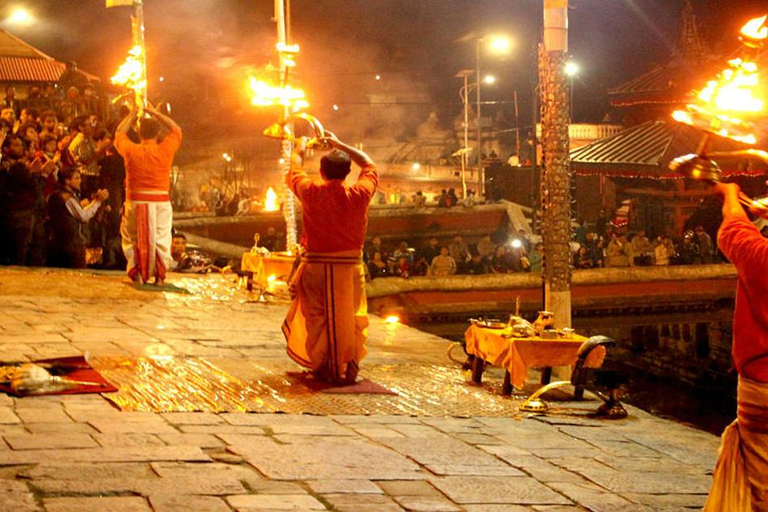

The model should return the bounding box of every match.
[154,278,165,287]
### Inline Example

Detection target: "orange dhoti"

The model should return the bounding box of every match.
[282,251,368,383]
[705,377,768,511]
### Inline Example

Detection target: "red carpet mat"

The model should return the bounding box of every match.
[286,371,396,395]
[0,356,117,397]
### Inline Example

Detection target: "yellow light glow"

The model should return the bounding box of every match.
[384,315,400,324]
[741,15,768,40]
[412,162,421,171]
[111,45,146,92]
[248,76,308,113]
[564,61,579,77]
[267,274,277,282]
[264,187,279,212]
[7,7,33,26]
[483,75,497,85]
[487,36,513,55]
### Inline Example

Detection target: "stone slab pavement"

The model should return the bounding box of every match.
[0,268,721,511]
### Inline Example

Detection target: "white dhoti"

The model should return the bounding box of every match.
[121,192,173,284]
[705,377,768,511]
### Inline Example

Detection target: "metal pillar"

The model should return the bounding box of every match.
[539,0,572,328]
[275,0,297,251]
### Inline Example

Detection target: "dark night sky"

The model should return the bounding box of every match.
[3,0,768,134]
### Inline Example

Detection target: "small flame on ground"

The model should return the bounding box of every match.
[264,187,279,212]
[385,315,400,324]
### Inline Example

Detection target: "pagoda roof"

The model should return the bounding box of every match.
[0,29,98,83]
[570,120,768,178]
[608,57,722,108]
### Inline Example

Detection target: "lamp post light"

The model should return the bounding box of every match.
[564,60,579,119]
[475,35,513,198]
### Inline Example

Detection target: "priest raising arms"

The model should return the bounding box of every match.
[115,105,182,286]
[282,132,378,385]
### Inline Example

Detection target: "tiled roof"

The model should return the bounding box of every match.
[570,121,768,178]
[0,56,65,82]
[0,29,99,83]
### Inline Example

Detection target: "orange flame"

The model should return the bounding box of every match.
[741,15,768,41]
[111,45,145,91]
[264,187,279,211]
[248,76,308,112]
[672,16,768,145]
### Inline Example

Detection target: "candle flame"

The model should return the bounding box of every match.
[741,15,768,41]
[111,45,145,91]
[264,187,279,211]
[248,76,308,112]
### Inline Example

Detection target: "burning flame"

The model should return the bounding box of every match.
[672,16,768,144]
[741,15,768,41]
[248,76,308,112]
[264,187,279,211]
[111,45,145,91]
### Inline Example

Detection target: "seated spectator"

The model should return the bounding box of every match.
[365,235,387,262]
[606,233,633,267]
[476,234,495,262]
[630,229,652,266]
[464,253,488,275]
[429,247,456,276]
[574,246,593,269]
[448,234,470,265]
[412,190,426,208]
[46,168,108,269]
[490,246,510,274]
[392,241,413,264]
[654,235,676,266]
[419,236,440,265]
[394,255,410,278]
[678,232,701,265]
[529,242,544,272]
[694,225,714,264]
[367,251,389,280]
[410,256,428,276]
[590,237,605,268]
[516,229,532,254]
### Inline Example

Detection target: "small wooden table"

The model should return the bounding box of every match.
[464,324,604,395]
[240,252,296,291]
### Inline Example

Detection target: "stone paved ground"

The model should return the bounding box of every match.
[0,268,721,511]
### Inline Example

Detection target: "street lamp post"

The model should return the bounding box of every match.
[471,35,512,199]
[455,70,475,199]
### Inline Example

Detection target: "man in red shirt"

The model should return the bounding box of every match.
[115,106,182,286]
[282,132,378,385]
[705,182,768,511]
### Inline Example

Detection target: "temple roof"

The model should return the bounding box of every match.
[608,0,716,108]
[570,120,768,178]
[0,29,98,83]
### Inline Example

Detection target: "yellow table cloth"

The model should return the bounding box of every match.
[464,324,605,390]
[241,252,296,289]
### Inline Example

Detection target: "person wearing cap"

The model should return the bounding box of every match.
[282,131,378,385]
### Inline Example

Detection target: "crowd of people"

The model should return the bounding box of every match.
[363,222,739,281]
[0,89,139,270]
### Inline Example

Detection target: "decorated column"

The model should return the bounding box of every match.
[539,0,572,328]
